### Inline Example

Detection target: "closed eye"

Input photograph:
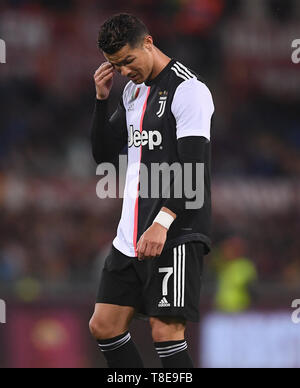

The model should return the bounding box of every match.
[112,58,135,68]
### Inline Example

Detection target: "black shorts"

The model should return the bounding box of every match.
[97,241,205,322]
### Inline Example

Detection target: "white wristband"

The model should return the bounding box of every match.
[153,211,175,230]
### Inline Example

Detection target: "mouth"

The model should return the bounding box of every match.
[130,74,139,81]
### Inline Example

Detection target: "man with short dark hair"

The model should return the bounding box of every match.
[89,13,214,368]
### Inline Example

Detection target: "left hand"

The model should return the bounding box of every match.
[136,223,168,261]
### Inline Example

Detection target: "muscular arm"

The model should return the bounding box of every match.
[137,136,208,259]
[161,136,208,217]
[159,78,214,219]
[91,98,127,164]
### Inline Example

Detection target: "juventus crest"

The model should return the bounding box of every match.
[157,90,168,118]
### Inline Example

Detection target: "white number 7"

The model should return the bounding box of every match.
[159,267,174,296]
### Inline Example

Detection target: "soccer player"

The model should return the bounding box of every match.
[89,13,214,368]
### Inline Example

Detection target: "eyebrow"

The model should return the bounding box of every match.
[110,56,135,66]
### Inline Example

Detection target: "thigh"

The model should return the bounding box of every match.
[97,245,143,309]
[92,303,136,328]
[150,316,187,331]
[149,316,187,342]
[143,242,204,322]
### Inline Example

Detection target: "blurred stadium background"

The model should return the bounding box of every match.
[0,0,300,368]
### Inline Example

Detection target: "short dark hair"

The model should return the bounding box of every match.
[98,13,149,55]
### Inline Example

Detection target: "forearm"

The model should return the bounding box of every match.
[90,99,127,164]
[161,136,207,217]
[161,207,177,220]
[91,98,122,164]
[91,99,112,163]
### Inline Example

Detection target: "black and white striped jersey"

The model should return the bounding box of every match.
[91,58,214,257]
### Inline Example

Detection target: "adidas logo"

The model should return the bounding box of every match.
[158,297,170,308]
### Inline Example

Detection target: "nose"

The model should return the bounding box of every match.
[119,66,131,77]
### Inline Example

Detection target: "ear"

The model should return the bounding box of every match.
[143,35,153,50]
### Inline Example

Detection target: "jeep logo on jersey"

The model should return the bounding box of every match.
[128,125,162,150]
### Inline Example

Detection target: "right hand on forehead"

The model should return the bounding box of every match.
[94,62,114,100]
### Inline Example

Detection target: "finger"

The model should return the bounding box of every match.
[150,244,159,258]
[95,68,114,82]
[95,72,114,85]
[136,242,142,260]
[143,242,153,259]
[138,242,147,260]
[94,67,113,80]
[136,236,142,256]
[157,245,164,256]
[138,250,144,261]
[137,240,145,261]
[97,65,114,76]
[136,234,142,248]
[101,61,112,68]
[95,63,113,76]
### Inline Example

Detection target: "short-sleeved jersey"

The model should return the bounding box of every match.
[111,58,214,257]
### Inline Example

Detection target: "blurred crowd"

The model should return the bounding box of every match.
[0,204,122,283]
[0,0,300,296]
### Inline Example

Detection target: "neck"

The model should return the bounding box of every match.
[149,46,171,81]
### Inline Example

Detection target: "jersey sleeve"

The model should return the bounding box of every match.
[161,136,207,216]
[171,78,214,141]
[90,97,127,164]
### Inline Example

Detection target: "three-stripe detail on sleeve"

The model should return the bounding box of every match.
[171,61,196,81]
[173,244,186,307]
[155,341,188,358]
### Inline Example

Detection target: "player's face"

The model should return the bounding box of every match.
[104,37,154,84]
